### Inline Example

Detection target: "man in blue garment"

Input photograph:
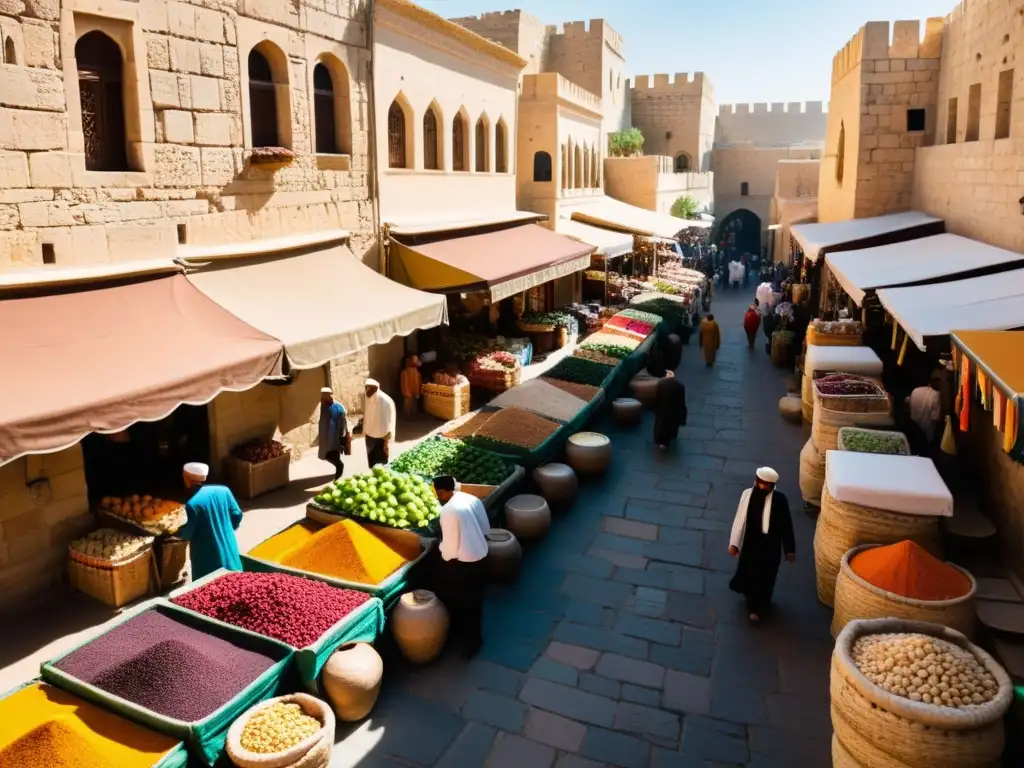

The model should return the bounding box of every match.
[318,386,349,480]
[177,461,243,580]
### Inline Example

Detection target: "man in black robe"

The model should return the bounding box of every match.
[664,334,683,372]
[728,467,796,622]
[652,374,687,450]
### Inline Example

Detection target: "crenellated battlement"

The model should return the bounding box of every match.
[831,18,945,83]
[452,10,523,22]
[545,18,623,57]
[628,72,710,95]
[718,102,826,116]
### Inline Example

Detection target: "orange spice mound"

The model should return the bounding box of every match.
[850,540,971,601]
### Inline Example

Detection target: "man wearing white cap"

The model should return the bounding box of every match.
[363,378,396,467]
[728,467,796,623]
[176,462,244,580]
[318,386,349,480]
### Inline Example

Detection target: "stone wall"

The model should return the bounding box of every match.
[715,102,827,146]
[603,155,713,215]
[910,0,1024,252]
[546,19,629,135]
[0,0,376,272]
[449,9,550,75]
[629,73,716,173]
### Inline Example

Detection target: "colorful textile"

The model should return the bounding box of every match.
[1005,400,1019,453]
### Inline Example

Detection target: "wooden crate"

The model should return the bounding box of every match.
[68,548,154,607]
[223,450,291,500]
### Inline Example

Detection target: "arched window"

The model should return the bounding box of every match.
[248,49,279,148]
[591,150,599,188]
[423,106,440,170]
[495,121,507,173]
[566,138,574,189]
[76,31,128,172]
[574,144,583,188]
[4,36,15,65]
[582,144,590,188]
[533,151,552,182]
[453,113,467,171]
[560,145,567,189]
[740,181,749,196]
[387,100,407,168]
[313,63,337,154]
[836,121,846,185]
[674,153,691,173]
[475,117,488,172]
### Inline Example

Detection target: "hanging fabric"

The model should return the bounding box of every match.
[1004,399,1019,453]
[959,360,971,433]
[978,370,989,409]
[993,388,1005,431]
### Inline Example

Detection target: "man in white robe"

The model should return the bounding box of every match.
[362,378,396,467]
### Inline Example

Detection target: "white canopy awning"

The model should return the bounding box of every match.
[878,267,1024,351]
[826,233,1024,306]
[792,211,943,263]
[555,218,633,259]
[566,198,704,239]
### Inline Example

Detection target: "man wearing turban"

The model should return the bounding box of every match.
[177,462,244,580]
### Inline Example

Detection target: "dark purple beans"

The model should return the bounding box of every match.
[54,610,277,722]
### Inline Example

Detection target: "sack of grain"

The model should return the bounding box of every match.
[799,439,825,507]
[226,694,335,768]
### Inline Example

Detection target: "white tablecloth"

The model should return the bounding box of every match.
[805,344,883,377]
[824,451,953,517]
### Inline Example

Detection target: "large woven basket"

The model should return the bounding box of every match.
[68,547,154,608]
[831,544,978,639]
[814,486,942,607]
[799,438,825,506]
[813,378,889,414]
[831,619,1011,767]
[812,401,893,454]
[422,383,471,420]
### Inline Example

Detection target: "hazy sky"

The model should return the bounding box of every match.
[417,0,955,104]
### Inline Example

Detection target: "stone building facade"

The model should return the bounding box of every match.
[817,19,942,222]
[770,158,820,261]
[602,155,714,215]
[629,73,716,173]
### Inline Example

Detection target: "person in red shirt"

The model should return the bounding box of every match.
[743,300,761,348]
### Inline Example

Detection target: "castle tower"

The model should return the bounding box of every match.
[628,72,717,172]
[818,18,945,222]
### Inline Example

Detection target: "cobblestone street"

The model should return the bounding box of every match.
[334,290,834,767]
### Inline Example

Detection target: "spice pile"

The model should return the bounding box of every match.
[250,518,414,583]
[0,682,179,768]
[573,348,621,367]
[464,407,561,453]
[391,437,513,485]
[852,632,998,707]
[838,428,909,456]
[547,356,614,387]
[311,467,441,530]
[99,495,185,535]
[850,541,972,601]
[53,610,278,722]
[69,528,153,562]
[172,571,371,647]
[490,379,588,423]
[239,701,321,754]
[814,375,884,396]
[443,410,497,439]
[539,377,601,402]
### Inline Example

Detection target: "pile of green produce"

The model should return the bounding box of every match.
[547,356,614,387]
[838,428,909,456]
[633,298,690,327]
[579,340,633,359]
[391,437,514,485]
[443,334,492,362]
[652,280,681,296]
[616,308,663,327]
[313,466,441,529]
[521,311,579,336]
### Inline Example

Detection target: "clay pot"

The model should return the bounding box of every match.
[321,643,383,722]
[778,395,803,424]
[629,375,660,408]
[485,529,523,583]
[532,463,578,506]
[565,432,612,475]
[391,590,449,664]
[611,397,644,427]
[504,494,551,541]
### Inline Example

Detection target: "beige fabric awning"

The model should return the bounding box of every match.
[184,242,448,370]
[568,198,707,238]
[556,218,633,259]
[390,224,594,302]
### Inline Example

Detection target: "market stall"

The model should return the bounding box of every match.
[801,344,884,421]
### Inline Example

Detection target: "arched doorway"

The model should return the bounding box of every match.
[714,208,762,258]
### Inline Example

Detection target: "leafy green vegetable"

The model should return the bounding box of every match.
[579,341,633,359]
[390,436,514,485]
[616,308,663,326]
[546,356,615,387]
[838,428,909,456]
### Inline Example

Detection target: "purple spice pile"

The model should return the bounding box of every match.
[53,610,277,722]
[173,572,370,647]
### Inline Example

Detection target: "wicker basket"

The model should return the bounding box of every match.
[223,449,290,500]
[812,401,893,454]
[836,428,911,456]
[422,383,471,420]
[467,367,520,393]
[814,485,942,607]
[831,733,862,767]
[831,544,978,639]
[813,379,889,414]
[799,438,826,507]
[68,547,154,607]
[831,619,1012,768]
[807,326,864,347]
[772,331,793,368]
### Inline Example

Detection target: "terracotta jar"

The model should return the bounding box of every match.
[533,463,578,506]
[504,494,551,541]
[611,397,644,427]
[321,643,383,722]
[629,375,660,408]
[565,432,612,475]
[485,529,523,583]
[391,590,449,664]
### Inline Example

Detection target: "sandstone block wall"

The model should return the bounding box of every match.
[629,72,716,173]
[603,155,713,214]
[0,0,376,272]
[714,102,827,146]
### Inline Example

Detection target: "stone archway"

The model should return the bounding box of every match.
[714,208,762,257]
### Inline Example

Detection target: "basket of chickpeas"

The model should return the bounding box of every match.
[226,693,335,768]
[831,618,1012,767]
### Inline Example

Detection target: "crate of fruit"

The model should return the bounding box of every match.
[223,439,291,500]
[99,495,187,536]
[466,351,521,393]
[421,381,471,420]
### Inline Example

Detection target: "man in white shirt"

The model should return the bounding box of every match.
[906,374,943,454]
[362,378,396,467]
[433,475,490,657]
